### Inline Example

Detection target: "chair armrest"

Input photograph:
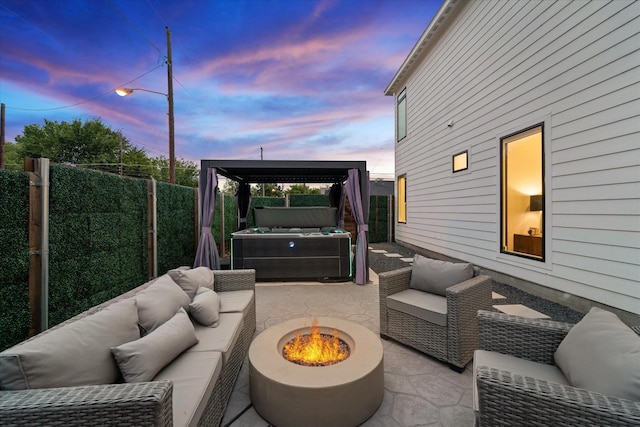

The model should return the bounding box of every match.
[378,267,412,337]
[0,381,173,427]
[213,269,256,292]
[378,266,412,297]
[446,275,493,367]
[477,310,574,364]
[476,366,640,426]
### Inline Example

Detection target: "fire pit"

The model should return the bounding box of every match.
[249,317,384,427]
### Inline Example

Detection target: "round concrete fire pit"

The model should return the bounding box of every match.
[249,317,384,427]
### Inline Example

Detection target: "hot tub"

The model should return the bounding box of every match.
[231,227,352,281]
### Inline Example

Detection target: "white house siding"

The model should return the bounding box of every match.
[393,0,640,314]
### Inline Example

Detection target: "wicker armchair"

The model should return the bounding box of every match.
[379,264,492,370]
[474,310,640,426]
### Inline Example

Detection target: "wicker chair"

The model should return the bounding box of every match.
[474,310,640,426]
[378,264,492,370]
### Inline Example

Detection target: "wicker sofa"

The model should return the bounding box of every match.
[379,255,493,370]
[474,309,640,426]
[0,268,256,427]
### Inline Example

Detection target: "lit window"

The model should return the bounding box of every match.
[397,89,406,142]
[452,151,468,173]
[501,124,544,259]
[397,174,406,223]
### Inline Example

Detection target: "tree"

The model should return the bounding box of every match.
[221,179,239,195]
[252,183,283,197]
[11,118,200,187]
[2,142,23,171]
[151,157,199,187]
[285,184,320,195]
[15,118,129,166]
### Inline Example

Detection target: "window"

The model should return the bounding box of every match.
[397,174,407,223]
[452,151,468,173]
[396,88,406,141]
[501,124,544,259]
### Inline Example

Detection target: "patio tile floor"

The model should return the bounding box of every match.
[221,270,476,427]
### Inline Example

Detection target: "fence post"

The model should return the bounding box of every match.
[147,178,157,279]
[25,157,49,335]
[219,191,225,256]
[193,187,199,254]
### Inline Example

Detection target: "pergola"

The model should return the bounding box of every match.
[197,160,370,283]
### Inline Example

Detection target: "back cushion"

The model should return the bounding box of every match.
[136,275,191,334]
[168,266,215,300]
[0,298,139,390]
[409,254,474,296]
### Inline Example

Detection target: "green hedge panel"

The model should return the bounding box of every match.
[157,182,196,274]
[0,171,31,351]
[48,166,148,327]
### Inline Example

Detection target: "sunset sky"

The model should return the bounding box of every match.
[0,0,441,178]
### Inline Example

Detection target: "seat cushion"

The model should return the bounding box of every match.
[387,289,447,327]
[219,290,254,317]
[135,275,191,334]
[554,306,640,401]
[112,308,198,383]
[189,287,221,327]
[188,313,244,365]
[409,254,474,296]
[473,349,569,412]
[0,298,140,390]
[154,350,223,427]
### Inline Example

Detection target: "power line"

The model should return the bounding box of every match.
[104,0,163,56]
[0,2,60,45]
[5,64,165,112]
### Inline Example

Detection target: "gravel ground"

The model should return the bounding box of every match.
[369,242,584,324]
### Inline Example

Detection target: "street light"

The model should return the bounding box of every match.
[115,27,175,183]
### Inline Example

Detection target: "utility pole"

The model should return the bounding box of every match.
[166,26,176,184]
[260,146,265,196]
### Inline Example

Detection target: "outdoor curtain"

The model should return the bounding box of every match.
[194,167,221,269]
[344,168,369,285]
[329,183,346,228]
[236,182,252,231]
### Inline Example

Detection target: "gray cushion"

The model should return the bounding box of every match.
[474,349,568,412]
[409,254,474,296]
[554,306,640,401]
[387,289,447,327]
[188,313,244,364]
[112,308,198,383]
[0,298,139,390]
[189,286,221,327]
[219,290,254,317]
[154,350,223,427]
[168,267,215,300]
[136,274,191,334]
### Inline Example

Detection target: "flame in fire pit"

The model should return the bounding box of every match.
[283,318,350,366]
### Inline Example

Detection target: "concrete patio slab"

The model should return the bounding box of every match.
[493,304,550,319]
[222,280,476,427]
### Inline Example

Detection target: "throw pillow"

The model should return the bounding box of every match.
[554,306,640,401]
[189,286,221,327]
[0,298,139,390]
[409,254,474,296]
[168,266,215,300]
[111,308,198,383]
[135,274,191,334]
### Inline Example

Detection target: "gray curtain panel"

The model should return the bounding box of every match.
[194,168,220,269]
[344,168,368,285]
